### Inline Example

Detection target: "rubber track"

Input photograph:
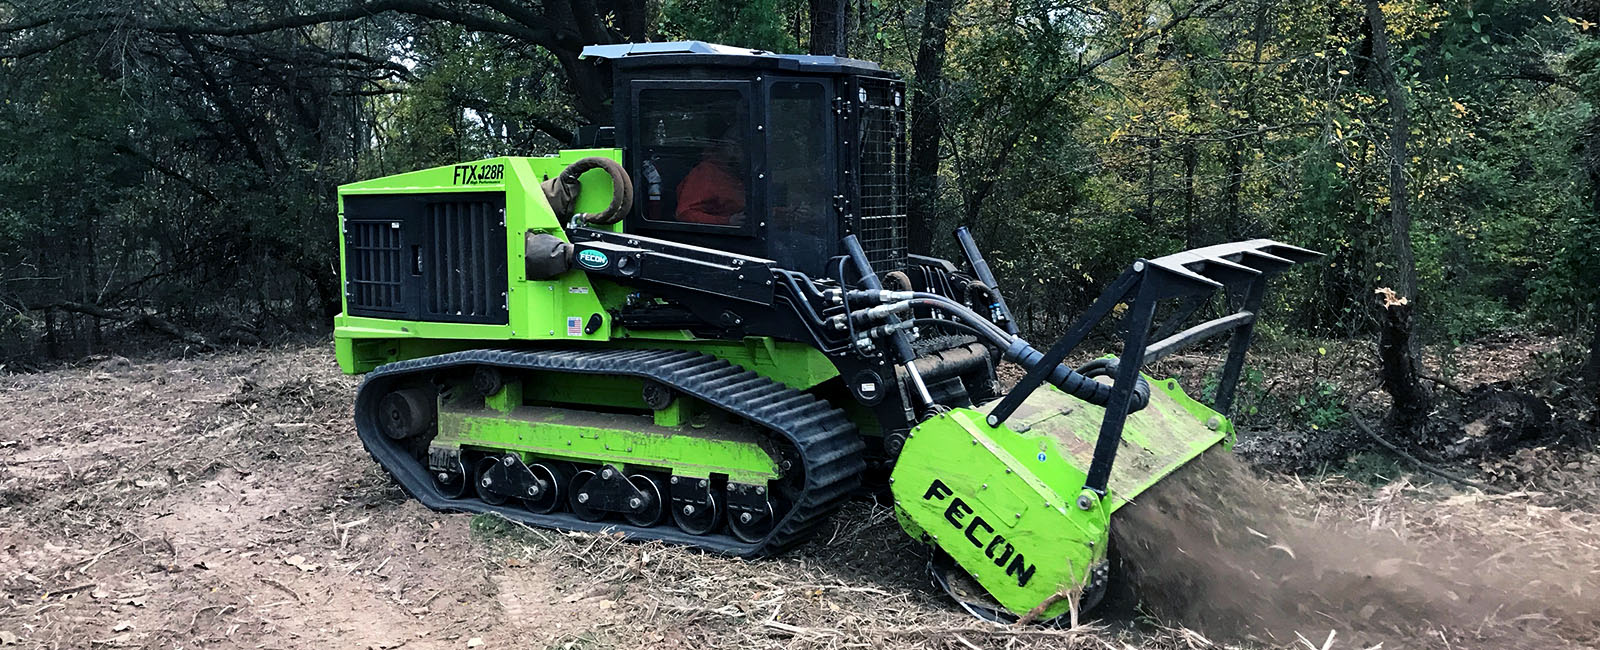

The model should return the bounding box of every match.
[353,348,866,558]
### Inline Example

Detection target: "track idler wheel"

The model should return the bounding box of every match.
[726,482,776,543]
[378,388,436,440]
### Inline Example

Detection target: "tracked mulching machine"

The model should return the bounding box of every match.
[334,42,1318,622]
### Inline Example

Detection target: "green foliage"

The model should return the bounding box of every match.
[2,0,1599,367]
[658,0,799,52]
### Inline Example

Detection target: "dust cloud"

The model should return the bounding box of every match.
[1112,451,1600,649]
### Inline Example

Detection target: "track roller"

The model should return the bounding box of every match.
[670,476,724,535]
[726,482,776,543]
[568,469,605,521]
[624,473,668,527]
[522,462,570,514]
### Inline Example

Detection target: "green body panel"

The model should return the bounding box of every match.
[331,151,839,391]
[976,377,1231,511]
[333,150,629,372]
[890,376,1229,619]
[434,377,780,482]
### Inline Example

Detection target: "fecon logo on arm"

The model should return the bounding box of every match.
[452,163,504,185]
[923,479,1038,588]
[576,249,610,270]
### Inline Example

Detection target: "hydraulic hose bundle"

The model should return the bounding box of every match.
[837,280,1151,414]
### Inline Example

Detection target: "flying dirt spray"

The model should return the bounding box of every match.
[1114,451,1600,649]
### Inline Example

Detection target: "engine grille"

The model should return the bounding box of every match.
[346,220,404,314]
[857,77,908,271]
[423,199,508,322]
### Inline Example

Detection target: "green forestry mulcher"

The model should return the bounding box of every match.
[334,42,1318,622]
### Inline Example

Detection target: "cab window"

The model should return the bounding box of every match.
[637,89,750,228]
[765,81,833,275]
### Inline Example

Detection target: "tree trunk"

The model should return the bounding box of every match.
[1366,0,1430,436]
[1138,136,1159,226]
[1222,0,1269,240]
[1367,0,1418,304]
[1182,140,1198,247]
[809,0,848,56]
[907,0,955,254]
[1588,293,1600,415]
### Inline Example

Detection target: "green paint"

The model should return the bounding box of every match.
[889,374,1230,620]
[652,398,687,427]
[333,150,631,362]
[485,381,522,414]
[436,403,780,483]
[520,371,648,411]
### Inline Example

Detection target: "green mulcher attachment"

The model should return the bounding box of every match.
[888,240,1320,623]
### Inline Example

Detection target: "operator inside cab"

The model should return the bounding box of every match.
[674,124,746,226]
[637,91,752,229]
[633,82,833,275]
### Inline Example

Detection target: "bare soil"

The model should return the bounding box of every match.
[1,343,1597,649]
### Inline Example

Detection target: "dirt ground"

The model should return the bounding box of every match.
[2,342,1597,649]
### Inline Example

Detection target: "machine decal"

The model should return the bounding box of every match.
[923,479,1038,588]
[452,163,504,185]
[576,249,609,270]
[567,316,583,336]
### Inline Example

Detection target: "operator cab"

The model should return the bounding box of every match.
[580,42,908,277]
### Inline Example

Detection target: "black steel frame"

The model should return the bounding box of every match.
[984,240,1321,495]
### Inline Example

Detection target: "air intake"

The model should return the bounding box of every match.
[342,193,508,325]
[423,199,508,323]
[346,220,405,315]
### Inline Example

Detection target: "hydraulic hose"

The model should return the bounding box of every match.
[895,294,1151,412]
[1003,340,1150,411]
[909,318,991,341]
[905,299,1013,345]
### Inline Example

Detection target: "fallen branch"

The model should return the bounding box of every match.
[1345,382,1509,495]
[28,301,215,350]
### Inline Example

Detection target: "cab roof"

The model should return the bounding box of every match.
[580,41,892,77]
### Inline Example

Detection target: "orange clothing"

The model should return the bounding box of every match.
[675,160,745,225]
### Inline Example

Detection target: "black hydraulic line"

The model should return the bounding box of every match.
[776,271,837,331]
[910,318,990,341]
[954,226,1020,335]
[905,298,1012,342]
[781,269,832,302]
[985,266,1143,428]
[842,235,934,408]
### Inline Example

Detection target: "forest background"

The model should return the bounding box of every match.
[3,0,1600,442]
